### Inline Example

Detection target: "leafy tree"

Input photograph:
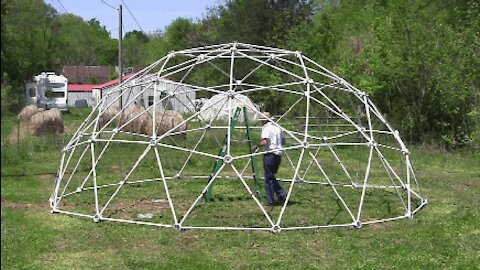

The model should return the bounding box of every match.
[1,0,58,112]
[284,0,479,147]
[123,30,149,67]
[1,0,57,80]
[55,16,116,65]
[361,1,479,147]
[205,0,313,45]
[144,18,206,65]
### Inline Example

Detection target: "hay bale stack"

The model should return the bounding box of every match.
[29,108,65,136]
[164,110,187,139]
[9,105,61,143]
[144,110,186,138]
[98,106,119,128]
[18,105,44,123]
[118,107,149,134]
[115,107,186,138]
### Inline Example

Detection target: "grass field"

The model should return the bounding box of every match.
[1,109,479,269]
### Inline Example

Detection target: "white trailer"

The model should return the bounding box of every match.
[25,72,68,111]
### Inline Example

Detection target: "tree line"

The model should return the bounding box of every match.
[1,0,478,148]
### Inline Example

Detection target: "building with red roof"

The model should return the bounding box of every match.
[67,73,196,112]
[67,74,134,108]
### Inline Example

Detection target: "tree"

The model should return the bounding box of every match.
[1,0,59,112]
[285,0,479,147]
[361,1,479,147]
[204,0,313,45]
[55,15,116,65]
[123,30,149,67]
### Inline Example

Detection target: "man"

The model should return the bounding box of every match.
[253,112,287,206]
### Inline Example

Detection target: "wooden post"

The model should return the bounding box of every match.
[118,4,123,109]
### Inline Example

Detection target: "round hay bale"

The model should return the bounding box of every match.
[118,107,149,134]
[18,105,44,123]
[98,106,119,129]
[144,110,186,138]
[167,110,187,139]
[144,111,165,136]
[29,108,65,136]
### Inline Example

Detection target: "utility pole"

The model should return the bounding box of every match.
[118,4,123,109]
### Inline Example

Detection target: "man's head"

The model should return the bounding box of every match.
[259,112,274,124]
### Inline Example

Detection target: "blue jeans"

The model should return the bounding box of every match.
[263,154,286,204]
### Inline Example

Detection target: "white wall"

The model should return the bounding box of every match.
[100,79,196,113]
[68,92,92,107]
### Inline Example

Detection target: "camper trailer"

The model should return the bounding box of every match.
[25,72,68,111]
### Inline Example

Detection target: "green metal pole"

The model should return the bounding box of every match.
[243,107,263,199]
[205,107,242,201]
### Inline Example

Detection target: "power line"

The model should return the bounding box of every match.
[100,0,118,10]
[46,0,63,13]
[121,0,145,32]
[55,0,68,13]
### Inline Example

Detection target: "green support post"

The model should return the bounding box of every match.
[204,107,262,202]
[204,107,242,201]
[243,107,263,199]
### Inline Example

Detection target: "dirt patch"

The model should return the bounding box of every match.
[109,164,123,173]
[368,221,395,230]
[453,180,480,191]
[176,230,199,248]
[1,198,49,210]
[37,173,57,181]
[105,198,170,219]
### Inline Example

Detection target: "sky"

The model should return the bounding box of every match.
[45,0,222,36]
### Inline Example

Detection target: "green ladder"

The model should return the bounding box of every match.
[204,107,263,201]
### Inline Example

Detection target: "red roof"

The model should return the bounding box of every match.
[95,73,136,89]
[67,74,136,93]
[68,84,96,92]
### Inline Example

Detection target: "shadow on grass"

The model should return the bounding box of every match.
[207,195,302,206]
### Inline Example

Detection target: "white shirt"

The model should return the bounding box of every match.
[261,122,285,156]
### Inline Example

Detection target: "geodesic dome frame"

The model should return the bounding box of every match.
[51,43,427,233]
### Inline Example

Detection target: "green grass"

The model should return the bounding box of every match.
[2,109,479,269]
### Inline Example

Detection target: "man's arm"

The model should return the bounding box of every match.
[254,138,269,151]
[259,138,269,147]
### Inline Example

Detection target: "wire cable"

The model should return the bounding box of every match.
[101,0,118,10]
[47,0,63,13]
[55,0,68,13]
[121,0,145,32]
